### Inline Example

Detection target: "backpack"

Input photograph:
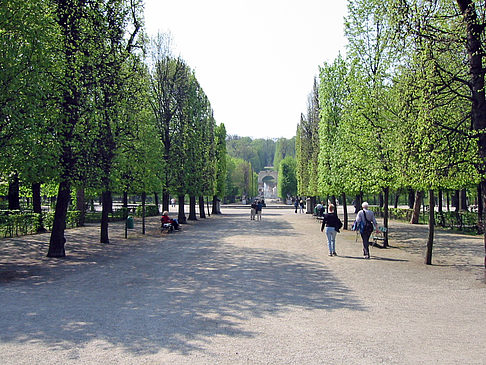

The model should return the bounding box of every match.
[362,211,373,234]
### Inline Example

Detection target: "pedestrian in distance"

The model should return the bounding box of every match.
[250,200,257,220]
[294,198,299,213]
[352,202,379,259]
[320,204,343,256]
[299,198,305,213]
[256,200,263,221]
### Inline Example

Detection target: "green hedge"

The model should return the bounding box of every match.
[135,204,159,217]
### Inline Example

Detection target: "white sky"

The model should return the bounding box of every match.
[144,0,348,139]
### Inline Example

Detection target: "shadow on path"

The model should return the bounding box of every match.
[0,211,365,356]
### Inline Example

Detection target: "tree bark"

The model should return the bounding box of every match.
[188,195,197,220]
[100,190,111,243]
[8,172,20,210]
[425,190,435,265]
[154,192,160,214]
[32,182,46,233]
[478,184,483,234]
[383,187,389,248]
[438,189,445,227]
[378,192,384,208]
[198,196,206,218]
[408,188,415,209]
[342,192,348,230]
[162,190,170,213]
[178,194,187,223]
[212,195,221,214]
[47,180,70,257]
[410,191,423,224]
[141,192,146,235]
[123,191,128,239]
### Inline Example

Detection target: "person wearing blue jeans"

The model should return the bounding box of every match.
[320,204,341,256]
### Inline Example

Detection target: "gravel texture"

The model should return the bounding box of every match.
[0,208,485,364]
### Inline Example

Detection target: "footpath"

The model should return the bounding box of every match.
[0,208,485,364]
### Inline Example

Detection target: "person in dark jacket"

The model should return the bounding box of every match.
[320,204,341,256]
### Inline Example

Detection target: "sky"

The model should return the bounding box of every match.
[143,0,348,139]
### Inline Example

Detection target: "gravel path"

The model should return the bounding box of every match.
[0,208,485,364]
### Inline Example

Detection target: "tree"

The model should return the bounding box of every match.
[278,156,297,199]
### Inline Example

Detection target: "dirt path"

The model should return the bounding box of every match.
[0,209,485,364]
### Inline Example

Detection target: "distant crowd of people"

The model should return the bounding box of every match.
[250,199,265,221]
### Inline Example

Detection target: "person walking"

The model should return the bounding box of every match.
[299,198,305,213]
[320,204,342,256]
[353,202,379,259]
[256,200,263,221]
[250,200,257,220]
[294,198,299,213]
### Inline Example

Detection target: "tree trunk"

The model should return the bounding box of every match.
[141,192,146,235]
[47,180,70,257]
[410,191,423,224]
[378,192,384,208]
[188,195,197,220]
[478,184,483,234]
[154,192,160,214]
[408,188,415,209]
[425,190,435,265]
[446,191,450,211]
[394,193,399,209]
[8,172,20,210]
[162,190,170,213]
[198,196,206,218]
[438,189,445,227]
[76,186,86,226]
[178,194,187,223]
[212,195,221,214]
[32,182,46,233]
[100,190,111,244]
[123,191,128,239]
[383,187,389,248]
[342,192,348,230]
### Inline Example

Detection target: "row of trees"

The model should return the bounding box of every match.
[0,0,227,257]
[296,0,486,266]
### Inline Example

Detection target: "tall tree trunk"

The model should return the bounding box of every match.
[100,190,111,243]
[178,194,187,223]
[76,186,86,226]
[188,195,197,220]
[408,188,415,209]
[446,191,450,211]
[394,193,399,209]
[8,172,20,210]
[378,192,384,208]
[438,189,445,227]
[32,182,46,233]
[47,180,70,257]
[198,196,206,218]
[410,191,423,224]
[342,192,348,230]
[212,195,221,214]
[123,191,128,239]
[425,190,435,265]
[383,187,389,248]
[453,190,460,212]
[154,192,160,214]
[478,184,483,234]
[162,189,170,213]
[141,192,146,235]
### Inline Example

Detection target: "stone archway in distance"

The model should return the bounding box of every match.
[258,170,278,199]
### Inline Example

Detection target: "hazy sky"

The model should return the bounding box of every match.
[144,0,348,139]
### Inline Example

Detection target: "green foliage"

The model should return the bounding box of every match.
[135,204,159,217]
[278,156,297,198]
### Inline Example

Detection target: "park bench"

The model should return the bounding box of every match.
[372,226,387,246]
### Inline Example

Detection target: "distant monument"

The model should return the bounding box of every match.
[258,169,278,199]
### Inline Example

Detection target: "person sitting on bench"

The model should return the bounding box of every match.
[161,211,179,231]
